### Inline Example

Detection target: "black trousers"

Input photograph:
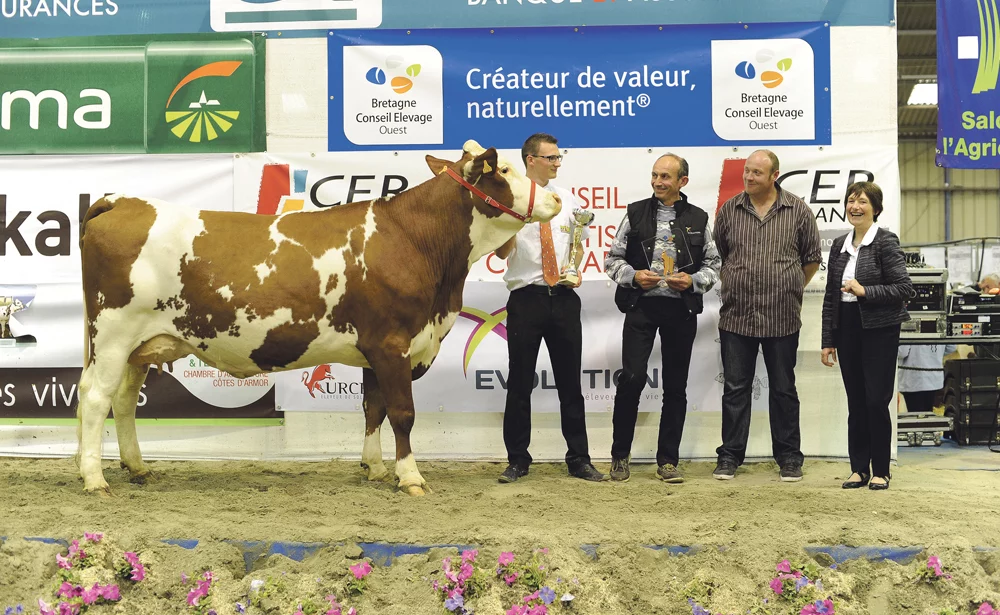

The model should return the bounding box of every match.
[902,390,935,413]
[502,285,590,469]
[717,330,803,466]
[836,302,900,478]
[611,297,697,466]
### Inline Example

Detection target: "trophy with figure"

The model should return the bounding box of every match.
[558,207,596,286]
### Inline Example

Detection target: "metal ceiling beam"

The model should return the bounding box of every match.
[898,30,937,36]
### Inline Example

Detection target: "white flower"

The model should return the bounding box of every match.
[250,579,265,592]
[561,593,575,602]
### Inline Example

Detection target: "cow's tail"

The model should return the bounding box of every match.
[79,196,118,251]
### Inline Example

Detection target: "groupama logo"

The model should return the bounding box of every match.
[733,49,793,89]
[164,61,243,143]
[364,55,422,95]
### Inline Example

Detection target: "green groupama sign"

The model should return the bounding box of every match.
[0,34,266,154]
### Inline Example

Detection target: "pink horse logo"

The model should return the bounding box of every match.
[301,364,334,398]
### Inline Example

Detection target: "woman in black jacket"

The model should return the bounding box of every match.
[820,182,913,491]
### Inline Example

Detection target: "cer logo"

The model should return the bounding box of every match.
[734,49,793,89]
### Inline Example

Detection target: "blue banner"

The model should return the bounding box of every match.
[0,0,893,40]
[327,23,831,151]
[936,0,1000,168]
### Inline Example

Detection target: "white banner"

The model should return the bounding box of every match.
[234,146,900,413]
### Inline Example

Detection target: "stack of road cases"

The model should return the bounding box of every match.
[943,358,1000,448]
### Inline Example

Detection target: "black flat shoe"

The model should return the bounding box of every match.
[842,472,870,489]
[868,475,890,490]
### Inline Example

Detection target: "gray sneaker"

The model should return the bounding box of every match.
[656,463,684,483]
[713,458,737,480]
[610,457,630,482]
[779,463,803,482]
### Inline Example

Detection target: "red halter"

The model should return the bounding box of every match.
[445,167,535,222]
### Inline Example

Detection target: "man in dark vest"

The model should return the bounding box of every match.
[605,153,721,483]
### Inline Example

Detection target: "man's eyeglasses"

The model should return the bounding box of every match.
[530,154,563,163]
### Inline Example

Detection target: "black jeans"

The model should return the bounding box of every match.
[836,302,899,478]
[502,286,591,470]
[902,390,935,413]
[717,329,803,467]
[611,297,697,466]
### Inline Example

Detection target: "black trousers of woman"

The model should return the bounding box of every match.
[835,302,900,478]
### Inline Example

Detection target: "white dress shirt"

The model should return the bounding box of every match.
[504,183,591,291]
[839,223,879,303]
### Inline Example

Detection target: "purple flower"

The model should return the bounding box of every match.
[795,576,809,592]
[235,604,246,615]
[539,587,556,605]
[444,593,465,612]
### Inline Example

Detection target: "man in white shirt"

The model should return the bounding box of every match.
[494,133,608,483]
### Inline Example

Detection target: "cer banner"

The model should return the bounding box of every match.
[327,23,831,151]
[935,0,1000,168]
[0,1,893,40]
[0,34,266,155]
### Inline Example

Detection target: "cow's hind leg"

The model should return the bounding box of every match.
[113,363,153,484]
[366,345,429,496]
[76,353,129,494]
[360,367,390,482]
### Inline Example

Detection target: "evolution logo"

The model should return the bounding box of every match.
[341,45,443,146]
[299,364,363,399]
[253,162,410,215]
[458,306,508,377]
[163,61,243,144]
[711,37,815,142]
[211,0,382,32]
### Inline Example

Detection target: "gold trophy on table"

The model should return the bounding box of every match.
[558,207,595,286]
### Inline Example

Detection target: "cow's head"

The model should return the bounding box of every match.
[426,140,561,224]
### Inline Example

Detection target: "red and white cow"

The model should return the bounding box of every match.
[76,141,560,495]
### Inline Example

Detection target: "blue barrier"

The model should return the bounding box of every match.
[803,545,924,564]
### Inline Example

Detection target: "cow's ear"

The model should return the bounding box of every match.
[425,155,453,176]
[468,148,499,182]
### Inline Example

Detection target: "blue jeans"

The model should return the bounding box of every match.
[717,330,803,467]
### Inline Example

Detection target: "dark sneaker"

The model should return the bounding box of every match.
[569,463,609,482]
[656,463,684,483]
[779,463,803,482]
[713,458,737,480]
[609,457,630,482]
[498,463,528,484]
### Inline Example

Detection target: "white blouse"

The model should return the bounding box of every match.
[839,224,879,303]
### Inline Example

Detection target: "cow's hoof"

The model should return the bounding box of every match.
[129,471,156,485]
[84,483,113,497]
[366,464,391,482]
[402,484,427,496]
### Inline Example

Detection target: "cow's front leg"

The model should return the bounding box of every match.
[366,347,429,496]
[360,368,390,482]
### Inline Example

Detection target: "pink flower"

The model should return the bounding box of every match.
[56,554,72,570]
[57,604,78,615]
[458,562,474,583]
[498,552,515,566]
[776,559,792,573]
[350,561,372,580]
[527,606,548,615]
[100,584,120,601]
[38,600,56,615]
[294,606,305,615]
[84,532,103,543]
[187,585,208,607]
[80,585,100,605]
[506,606,527,615]
[347,609,357,615]
[56,582,80,599]
[537,548,549,555]
[461,549,479,564]
[770,577,784,595]
[503,573,519,586]
[523,591,540,603]
[124,552,146,581]
[977,604,997,615]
